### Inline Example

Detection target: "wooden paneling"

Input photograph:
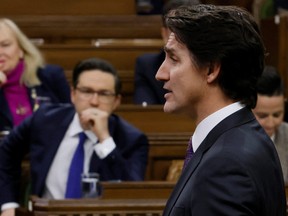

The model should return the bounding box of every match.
[39,39,163,71]
[115,105,195,133]
[101,181,175,199]
[9,15,162,43]
[0,0,136,15]
[261,15,288,97]
[30,196,166,216]
[115,105,194,180]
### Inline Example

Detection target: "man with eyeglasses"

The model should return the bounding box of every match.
[0,58,149,216]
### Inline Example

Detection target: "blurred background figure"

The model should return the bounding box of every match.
[133,0,201,105]
[135,0,164,15]
[0,18,71,132]
[253,65,288,184]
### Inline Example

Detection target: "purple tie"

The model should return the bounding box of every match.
[65,132,87,198]
[183,137,194,170]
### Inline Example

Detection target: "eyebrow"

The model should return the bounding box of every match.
[164,46,177,57]
[164,46,172,54]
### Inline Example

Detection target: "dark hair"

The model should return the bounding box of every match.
[72,58,122,95]
[165,4,265,109]
[161,0,201,27]
[257,66,284,96]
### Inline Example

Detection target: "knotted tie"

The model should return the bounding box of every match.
[183,137,194,170]
[65,132,87,198]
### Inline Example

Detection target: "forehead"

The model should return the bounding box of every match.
[257,94,285,105]
[78,70,115,90]
[164,32,188,56]
[0,23,15,40]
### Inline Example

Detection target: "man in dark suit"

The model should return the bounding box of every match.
[0,58,149,216]
[156,4,286,216]
[133,0,200,105]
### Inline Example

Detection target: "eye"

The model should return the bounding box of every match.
[273,112,283,118]
[98,91,115,97]
[0,42,11,48]
[256,113,268,119]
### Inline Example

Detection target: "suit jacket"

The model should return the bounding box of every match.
[0,104,149,205]
[133,50,166,104]
[0,64,71,131]
[274,122,288,185]
[163,107,286,216]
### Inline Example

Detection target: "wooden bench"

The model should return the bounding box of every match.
[38,40,163,71]
[115,105,195,133]
[115,105,195,180]
[8,15,162,44]
[43,39,163,103]
[146,132,190,180]
[0,0,136,16]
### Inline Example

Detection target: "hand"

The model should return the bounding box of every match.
[79,108,110,142]
[0,71,7,87]
[1,208,15,216]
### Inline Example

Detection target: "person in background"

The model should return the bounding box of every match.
[156,4,286,215]
[0,18,71,132]
[133,0,201,105]
[0,57,149,216]
[253,65,288,184]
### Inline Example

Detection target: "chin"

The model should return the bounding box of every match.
[163,102,177,113]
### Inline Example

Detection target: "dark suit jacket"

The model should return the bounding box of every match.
[0,64,71,131]
[0,104,149,205]
[133,50,166,104]
[163,107,286,216]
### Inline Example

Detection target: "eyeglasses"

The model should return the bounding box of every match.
[76,87,116,103]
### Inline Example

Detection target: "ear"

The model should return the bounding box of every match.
[207,62,221,84]
[111,95,122,111]
[70,87,76,104]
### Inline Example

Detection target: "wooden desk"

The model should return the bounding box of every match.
[101,181,175,199]
[30,197,166,216]
[29,181,174,216]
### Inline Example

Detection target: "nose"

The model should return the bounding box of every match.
[155,61,168,82]
[266,116,276,128]
[89,93,100,106]
[263,116,276,135]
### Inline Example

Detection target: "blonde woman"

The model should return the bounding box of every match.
[0,18,70,131]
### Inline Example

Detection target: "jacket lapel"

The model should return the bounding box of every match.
[163,107,255,215]
[0,89,13,129]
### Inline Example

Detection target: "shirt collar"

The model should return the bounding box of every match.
[192,102,245,152]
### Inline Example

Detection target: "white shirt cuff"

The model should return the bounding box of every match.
[94,137,116,159]
[1,203,19,211]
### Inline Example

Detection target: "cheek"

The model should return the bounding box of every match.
[5,48,21,69]
[274,117,283,127]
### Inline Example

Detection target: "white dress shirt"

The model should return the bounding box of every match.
[1,113,116,211]
[43,113,116,199]
[191,102,245,153]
